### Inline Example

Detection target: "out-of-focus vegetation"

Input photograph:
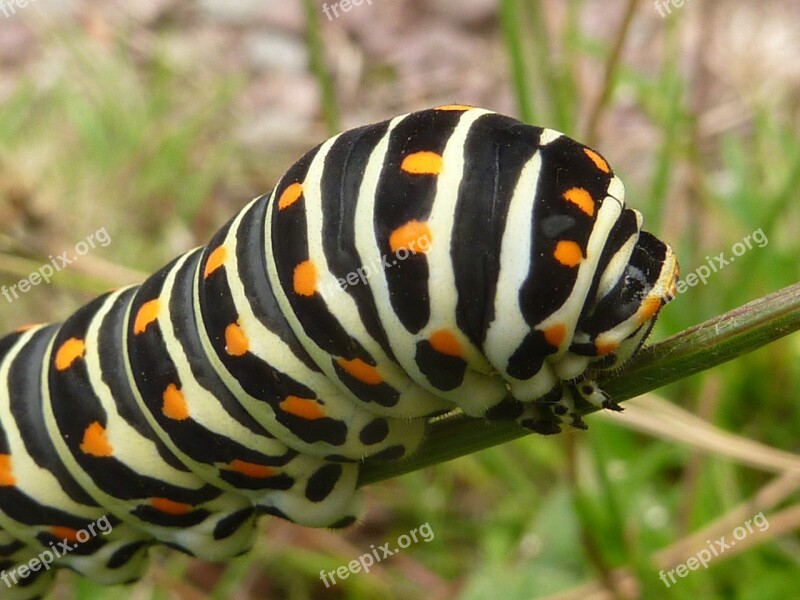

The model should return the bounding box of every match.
[1,1,799,599]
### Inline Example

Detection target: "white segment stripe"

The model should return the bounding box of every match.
[42,283,234,551]
[426,107,493,369]
[538,128,564,146]
[83,287,202,485]
[594,209,641,302]
[483,150,544,372]
[111,267,253,490]
[3,326,152,582]
[353,115,415,382]
[263,138,349,410]
[158,252,294,485]
[0,328,100,523]
[225,200,333,389]
[355,109,506,410]
[536,176,625,353]
[192,195,310,455]
[413,108,510,413]
[265,131,446,419]
[197,196,363,457]
[224,198,418,452]
[300,126,450,417]
[0,327,139,580]
[265,115,443,418]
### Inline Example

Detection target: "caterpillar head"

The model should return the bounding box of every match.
[482,129,678,417]
[571,225,679,371]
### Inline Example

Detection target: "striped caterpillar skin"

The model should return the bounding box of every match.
[0,105,678,598]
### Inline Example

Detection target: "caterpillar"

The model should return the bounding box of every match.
[0,105,678,599]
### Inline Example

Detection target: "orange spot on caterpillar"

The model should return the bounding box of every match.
[134,299,160,335]
[80,422,113,457]
[562,187,595,217]
[225,321,249,356]
[55,338,85,371]
[278,182,304,211]
[401,151,443,175]
[293,260,317,297]
[428,330,463,357]
[638,296,663,323]
[389,221,431,254]
[228,459,277,479]
[336,357,383,385]
[162,384,189,421]
[279,395,326,420]
[554,240,583,267]
[544,324,566,348]
[583,148,610,174]
[49,526,82,543]
[150,497,193,515]
[596,341,618,356]
[0,455,16,487]
[204,246,227,279]
[434,104,473,111]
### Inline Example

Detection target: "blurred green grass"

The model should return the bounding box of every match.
[1,2,799,599]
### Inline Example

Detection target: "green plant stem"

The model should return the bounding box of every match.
[500,0,535,123]
[302,0,340,135]
[583,0,640,145]
[358,282,800,487]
